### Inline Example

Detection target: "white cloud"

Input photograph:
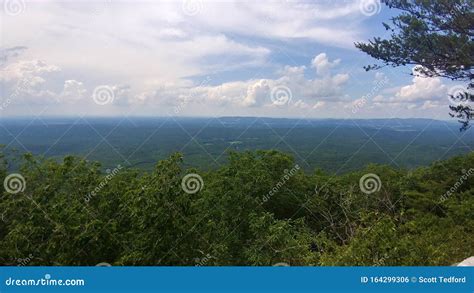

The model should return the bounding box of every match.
[293,99,309,109]
[312,101,326,109]
[185,1,364,48]
[0,59,60,84]
[394,66,447,102]
[0,59,62,105]
[311,53,341,76]
[368,66,449,112]
[60,80,87,103]
[421,100,441,109]
[372,94,385,103]
[241,79,271,107]
[0,2,453,119]
[178,53,348,109]
[0,0,363,91]
[107,53,350,113]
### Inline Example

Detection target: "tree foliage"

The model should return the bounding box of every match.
[355,0,473,130]
[0,150,473,266]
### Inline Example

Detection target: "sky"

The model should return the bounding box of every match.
[0,0,467,119]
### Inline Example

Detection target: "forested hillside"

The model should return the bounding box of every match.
[1,118,472,173]
[1,150,473,266]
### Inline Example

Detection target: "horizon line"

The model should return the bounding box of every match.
[0,115,456,122]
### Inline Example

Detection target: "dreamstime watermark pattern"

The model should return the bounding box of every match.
[439,168,473,203]
[5,274,85,287]
[3,0,26,16]
[194,253,212,266]
[447,85,472,107]
[181,173,204,194]
[181,0,202,16]
[0,98,11,111]
[359,0,381,17]
[173,76,211,114]
[314,184,332,200]
[16,253,34,267]
[374,255,388,266]
[359,173,381,195]
[92,85,115,105]
[1,78,34,111]
[84,165,123,202]
[257,164,300,205]
[1,210,8,223]
[352,75,389,114]
[270,85,292,106]
[90,0,111,16]
[3,173,26,194]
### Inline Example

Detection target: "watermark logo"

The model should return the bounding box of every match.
[359,0,381,17]
[84,165,122,202]
[3,173,26,194]
[16,254,34,266]
[3,0,25,16]
[194,253,212,266]
[92,85,115,105]
[2,78,34,111]
[181,0,202,16]
[257,164,300,205]
[181,173,204,194]
[90,0,111,16]
[352,75,389,114]
[0,98,12,111]
[270,85,292,106]
[173,76,211,115]
[447,85,472,107]
[439,168,473,203]
[359,173,381,194]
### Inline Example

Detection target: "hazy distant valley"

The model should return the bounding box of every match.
[1,117,472,173]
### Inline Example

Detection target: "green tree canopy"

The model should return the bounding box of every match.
[1,150,473,266]
[355,0,473,130]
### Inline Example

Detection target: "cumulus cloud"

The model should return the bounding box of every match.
[242,79,271,107]
[368,66,449,111]
[395,66,447,102]
[0,59,63,105]
[110,85,132,106]
[1,1,365,94]
[0,59,60,84]
[0,2,452,118]
[0,58,91,106]
[311,53,341,76]
[167,53,348,110]
[60,80,87,103]
[107,53,348,112]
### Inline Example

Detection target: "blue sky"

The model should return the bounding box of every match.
[0,0,466,119]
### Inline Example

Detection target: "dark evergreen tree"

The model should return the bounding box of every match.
[355,0,473,130]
